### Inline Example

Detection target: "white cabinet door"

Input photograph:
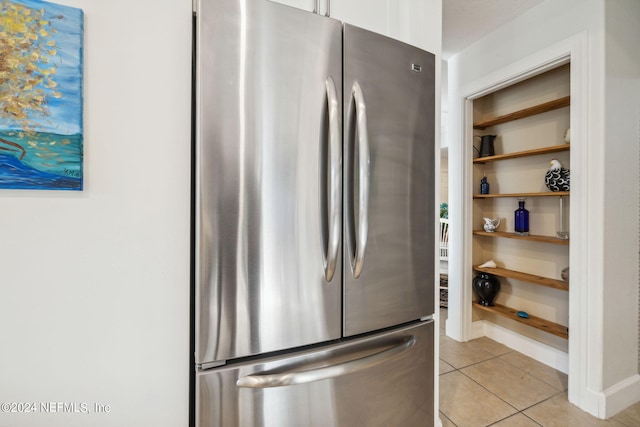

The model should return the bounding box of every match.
[266,0,441,54]
[330,0,391,37]
[331,0,441,53]
[264,0,441,54]
[267,0,316,13]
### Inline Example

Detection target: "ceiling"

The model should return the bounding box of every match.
[442,0,544,59]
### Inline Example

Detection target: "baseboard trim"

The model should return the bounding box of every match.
[471,320,569,374]
[589,374,640,418]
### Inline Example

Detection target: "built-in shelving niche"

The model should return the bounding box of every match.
[471,64,571,347]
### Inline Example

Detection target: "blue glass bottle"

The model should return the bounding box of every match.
[514,199,529,236]
[480,176,489,194]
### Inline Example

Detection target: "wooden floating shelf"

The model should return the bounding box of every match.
[473,230,570,245]
[473,265,569,291]
[473,302,569,339]
[473,96,570,129]
[473,191,569,199]
[473,145,570,164]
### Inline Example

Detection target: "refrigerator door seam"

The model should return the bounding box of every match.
[198,360,227,371]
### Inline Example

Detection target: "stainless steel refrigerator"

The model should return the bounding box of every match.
[193,0,435,425]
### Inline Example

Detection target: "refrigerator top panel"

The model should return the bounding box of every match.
[195,0,343,365]
[342,24,436,336]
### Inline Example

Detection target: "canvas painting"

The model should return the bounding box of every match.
[0,0,83,190]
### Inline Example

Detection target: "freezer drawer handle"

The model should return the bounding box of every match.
[349,81,370,279]
[323,77,342,282]
[236,335,416,388]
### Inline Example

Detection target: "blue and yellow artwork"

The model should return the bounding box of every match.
[0,0,83,190]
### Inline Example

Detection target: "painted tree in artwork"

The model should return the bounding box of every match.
[0,1,61,159]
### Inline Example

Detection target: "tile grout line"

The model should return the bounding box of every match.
[440,366,558,427]
[439,355,520,425]
[496,353,569,392]
[440,352,568,426]
[487,411,544,427]
[456,363,521,413]
[439,328,640,426]
[441,341,568,392]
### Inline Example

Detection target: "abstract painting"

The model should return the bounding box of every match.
[0,0,83,190]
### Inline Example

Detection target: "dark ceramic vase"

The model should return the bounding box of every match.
[478,135,496,157]
[473,273,500,306]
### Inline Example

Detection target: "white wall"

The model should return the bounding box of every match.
[446,0,640,418]
[602,0,640,400]
[0,1,192,426]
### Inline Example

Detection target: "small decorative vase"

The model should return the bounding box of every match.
[556,195,569,240]
[480,176,490,194]
[472,273,500,306]
[478,135,496,157]
[514,198,529,236]
[483,217,500,232]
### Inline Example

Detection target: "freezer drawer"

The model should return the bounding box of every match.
[196,321,434,427]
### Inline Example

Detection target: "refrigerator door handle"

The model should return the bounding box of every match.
[324,77,341,282]
[351,81,370,279]
[313,0,330,16]
[236,335,416,388]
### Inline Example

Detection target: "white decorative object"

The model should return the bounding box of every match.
[439,218,449,260]
[564,128,571,143]
[478,260,497,268]
[483,217,501,232]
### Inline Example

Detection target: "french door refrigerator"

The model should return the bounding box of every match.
[193,0,436,426]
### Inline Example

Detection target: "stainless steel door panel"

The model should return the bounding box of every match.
[197,321,434,427]
[343,25,436,336]
[195,0,343,365]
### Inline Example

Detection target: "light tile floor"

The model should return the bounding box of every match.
[438,308,640,427]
